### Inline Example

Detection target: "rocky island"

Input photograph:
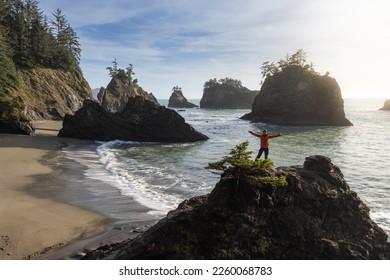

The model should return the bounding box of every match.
[200,78,258,109]
[242,50,352,126]
[168,86,198,108]
[380,100,390,110]
[98,62,158,112]
[59,66,207,143]
[59,96,208,143]
[83,143,390,260]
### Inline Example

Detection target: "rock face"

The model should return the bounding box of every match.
[168,89,197,108]
[100,76,158,112]
[17,68,93,120]
[380,100,390,110]
[241,66,352,126]
[200,84,257,109]
[58,96,208,143]
[0,96,35,135]
[1,67,91,135]
[84,155,390,260]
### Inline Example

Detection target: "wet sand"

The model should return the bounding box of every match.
[0,121,111,259]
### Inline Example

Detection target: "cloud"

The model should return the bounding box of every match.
[38,0,390,98]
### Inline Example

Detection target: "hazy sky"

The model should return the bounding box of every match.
[38,0,390,99]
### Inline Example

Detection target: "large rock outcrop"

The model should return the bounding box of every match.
[168,88,197,108]
[100,76,158,113]
[380,100,390,110]
[84,155,390,260]
[200,80,257,109]
[0,68,92,135]
[58,96,208,143]
[0,96,35,135]
[17,68,93,120]
[241,66,352,126]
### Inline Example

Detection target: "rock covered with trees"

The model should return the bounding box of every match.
[200,78,258,109]
[168,86,198,108]
[59,96,208,143]
[83,143,390,260]
[0,0,91,134]
[99,59,158,112]
[242,50,352,126]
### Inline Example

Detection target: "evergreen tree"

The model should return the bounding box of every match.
[50,8,76,68]
[0,1,81,69]
[0,28,19,98]
[106,58,118,77]
[260,49,319,83]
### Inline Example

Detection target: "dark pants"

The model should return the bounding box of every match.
[256,148,269,159]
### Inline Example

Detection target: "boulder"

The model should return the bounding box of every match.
[58,96,208,143]
[241,66,352,126]
[0,114,35,135]
[84,155,390,260]
[168,89,197,108]
[380,100,390,110]
[0,96,35,135]
[200,81,257,109]
[100,76,158,112]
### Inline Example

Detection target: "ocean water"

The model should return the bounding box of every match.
[64,98,390,235]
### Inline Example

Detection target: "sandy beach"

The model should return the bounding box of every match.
[0,121,111,260]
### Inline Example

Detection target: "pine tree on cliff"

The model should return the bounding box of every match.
[0,9,19,97]
[50,8,81,68]
[0,0,81,70]
[260,49,318,84]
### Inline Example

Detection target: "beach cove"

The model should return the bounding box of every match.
[1,99,390,260]
[0,121,112,259]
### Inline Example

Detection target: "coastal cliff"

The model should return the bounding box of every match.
[200,78,257,109]
[17,68,92,120]
[83,154,390,260]
[1,68,92,135]
[59,96,208,143]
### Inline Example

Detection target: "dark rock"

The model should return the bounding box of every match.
[380,100,390,110]
[0,96,35,135]
[84,155,390,260]
[241,66,352,126]
[100,76,158,112]
[96,87,105,102]
[0,114,35,135]
[58,96,208,143]
[200,82,257,109]
[168,88,197,108]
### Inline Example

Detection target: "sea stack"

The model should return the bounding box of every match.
[200,78,257,109]
[380,100,390,110]
[58,96,208,143]
[168,86,197,108]
[100,75,158,113]
[242,51,352,126]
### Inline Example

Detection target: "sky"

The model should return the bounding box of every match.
[37,0,390,99]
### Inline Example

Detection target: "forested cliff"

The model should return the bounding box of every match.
[0,0,91,134]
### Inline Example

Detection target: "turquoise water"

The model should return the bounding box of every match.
[70,98,390,235]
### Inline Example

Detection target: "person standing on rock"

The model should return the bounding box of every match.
[248,130,282,159]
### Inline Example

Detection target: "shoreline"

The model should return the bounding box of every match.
[1,121,144,259]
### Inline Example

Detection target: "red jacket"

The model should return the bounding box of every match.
[249,131,281,148]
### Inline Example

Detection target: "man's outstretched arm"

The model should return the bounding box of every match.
[248,130,262,137]
[269,133,282,138]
